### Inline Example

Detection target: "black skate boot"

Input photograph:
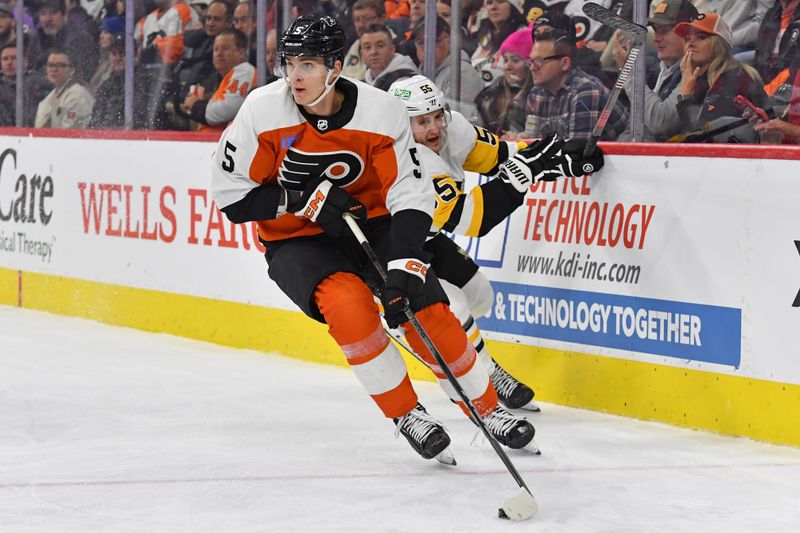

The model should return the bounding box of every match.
[489,358,540,412]
[481,405,540,454]
[394,404,456,465]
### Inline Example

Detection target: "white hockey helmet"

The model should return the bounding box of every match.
[389,75,447,117]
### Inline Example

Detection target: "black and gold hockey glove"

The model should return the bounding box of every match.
[499,133,564,193]
[538,139,605,180]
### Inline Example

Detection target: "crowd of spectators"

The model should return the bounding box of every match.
[0,0,798,144]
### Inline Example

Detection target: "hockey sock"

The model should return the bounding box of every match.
[315,272,418,418]
[405,303,498,417]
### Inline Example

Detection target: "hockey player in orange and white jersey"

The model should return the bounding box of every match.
[182,29,257,132]
[388,75,604,411]
[210,16,555,464]
[136,0,198,65]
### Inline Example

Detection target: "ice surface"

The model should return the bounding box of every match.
[1,305,799,532]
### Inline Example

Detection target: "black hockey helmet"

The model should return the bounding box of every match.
[279,16,346,70]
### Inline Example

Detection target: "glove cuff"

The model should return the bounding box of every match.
[294,180,332,221]
[387,258,430,282]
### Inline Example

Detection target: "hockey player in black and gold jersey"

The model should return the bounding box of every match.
[389,75,604,411]
[211,16,546,465]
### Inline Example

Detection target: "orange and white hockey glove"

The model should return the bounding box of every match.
[288,177,366,237]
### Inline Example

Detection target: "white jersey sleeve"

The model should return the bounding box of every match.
[210,93,262,209]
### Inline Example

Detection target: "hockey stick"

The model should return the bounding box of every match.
[343,214,538,521]
[581,2,647,157]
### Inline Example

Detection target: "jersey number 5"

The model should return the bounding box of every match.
[409,147,422,179]
[221,141,237,172]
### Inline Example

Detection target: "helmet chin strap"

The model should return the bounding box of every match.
[305,69,338,108]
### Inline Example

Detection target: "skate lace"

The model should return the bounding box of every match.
[482,406,522,438]
[394,407,441,443]
[491,363,520,398]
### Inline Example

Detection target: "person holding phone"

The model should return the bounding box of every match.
[673,12,767,140]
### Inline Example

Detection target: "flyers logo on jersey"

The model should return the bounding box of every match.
[278,148,365,191]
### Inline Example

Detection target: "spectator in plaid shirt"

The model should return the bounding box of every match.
[525,26,629,140]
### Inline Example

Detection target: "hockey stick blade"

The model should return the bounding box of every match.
[498,488,539,521]
[582,2,646,41]
[581,4,644,156]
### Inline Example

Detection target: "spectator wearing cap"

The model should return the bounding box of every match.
[0,40,52,126]
[472,26,532,137]
[90,34,140,128]
[691,0,772,55]
[361,23,418,90]
[611,0,697,141]
[0,2,15,48]
[674,12,766,139]
[35,48,94,128]
[471,0,527,87]
[412,16,483,113]
[343,0,389,81]
[181,28,254,132]
[525,21,629,140]
[753,0,800,85]
[533,9,607,82]
[189,0,209,22]
[88,15,124,94]
[29,0,99,81]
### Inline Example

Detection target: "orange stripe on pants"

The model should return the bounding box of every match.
[405,303,498,417]
[315,272,418,418]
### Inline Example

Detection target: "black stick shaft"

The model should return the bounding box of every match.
[343,214,533,495]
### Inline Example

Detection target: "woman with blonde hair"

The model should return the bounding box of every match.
[673,12,766,139]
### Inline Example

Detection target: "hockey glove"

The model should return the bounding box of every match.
[381,256,430,329]
[499,133,564,193]
[289,178,366,237]
[538,139,605,180]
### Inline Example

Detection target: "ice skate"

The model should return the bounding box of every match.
[480,405,540,454]
[489,358,541,412]
[394,404,456,466]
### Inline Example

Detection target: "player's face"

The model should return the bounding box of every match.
[683,28,714,67]
[285,56,333,106]
[411,109,446,152]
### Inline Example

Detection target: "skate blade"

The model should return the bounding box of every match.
[434,446,457,466]
[524,437,541,455]
[520,399,541,412]
[498,488,538,521]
